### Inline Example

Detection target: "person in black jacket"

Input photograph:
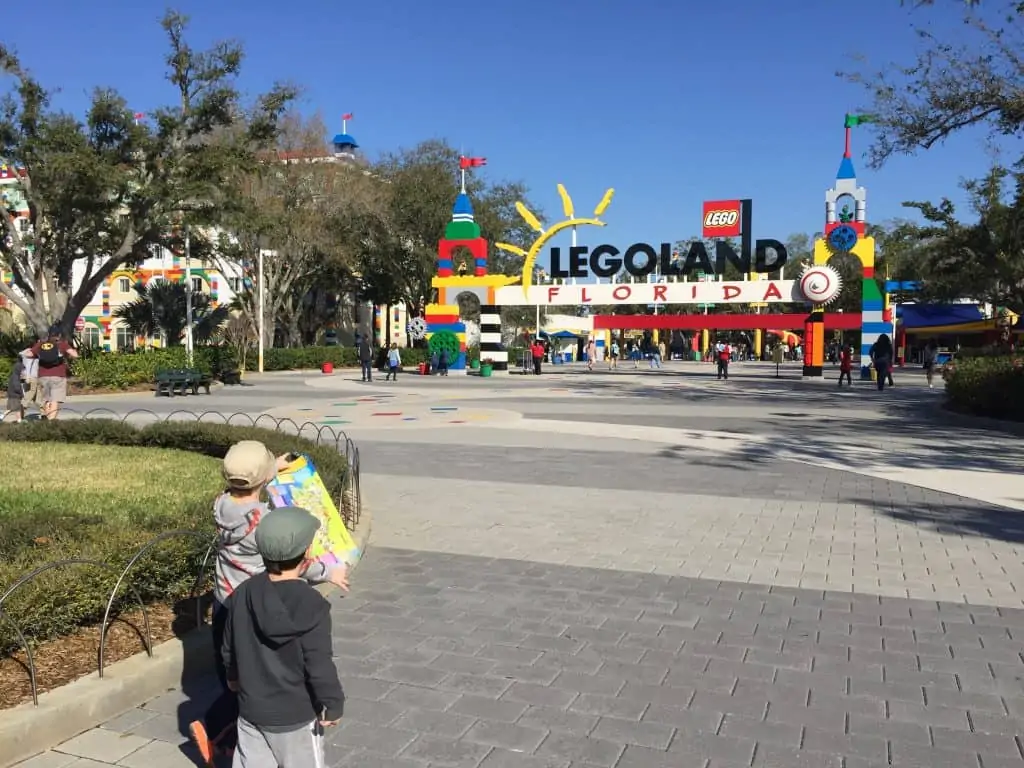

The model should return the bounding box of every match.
[222,506,345,768]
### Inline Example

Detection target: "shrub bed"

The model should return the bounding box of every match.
[944,355,1024,422]
[51,345,434,390]
[0,419,353,654]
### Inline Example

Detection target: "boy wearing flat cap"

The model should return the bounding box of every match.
[191,441,349,766]
[222,506,345,768]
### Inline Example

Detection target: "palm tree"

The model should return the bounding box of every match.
[114,281,229,346]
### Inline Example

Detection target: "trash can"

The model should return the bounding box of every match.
[418,362,427,375]
[321,362,334,374]
[480,363,493,377]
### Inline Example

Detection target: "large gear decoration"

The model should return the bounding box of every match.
[826,224,859,256]
[427,329,461,363]
[407,317,427,341]
[799,265,842,305]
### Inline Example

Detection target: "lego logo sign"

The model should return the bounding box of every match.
[704,210,738,227]
[702,200,743,238]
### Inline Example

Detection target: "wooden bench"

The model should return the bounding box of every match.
[154,368,213,396]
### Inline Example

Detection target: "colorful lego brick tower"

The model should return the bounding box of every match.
[812,114,888,379]
[423,155,512,374]
[438,192,488,277]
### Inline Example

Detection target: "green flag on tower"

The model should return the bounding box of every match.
[844,113,876,128]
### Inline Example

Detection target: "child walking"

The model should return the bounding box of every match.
[3,356,26,422]
[385,342,401,381]
[838,345,853,387]
[189,442,349,766]
[223,506,345,768]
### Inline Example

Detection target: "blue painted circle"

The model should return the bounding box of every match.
[828,225,858,253]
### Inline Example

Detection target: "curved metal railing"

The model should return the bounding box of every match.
[0,408,362,706]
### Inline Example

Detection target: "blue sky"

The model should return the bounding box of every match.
[11,0,1006,266]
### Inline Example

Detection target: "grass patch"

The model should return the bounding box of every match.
[0,443,222,525]
[0,442,222,656]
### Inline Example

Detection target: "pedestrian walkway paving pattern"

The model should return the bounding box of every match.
[14,369,1024,768]
[38,547,1024,768]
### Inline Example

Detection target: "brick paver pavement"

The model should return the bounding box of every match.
[11,370,1024,767]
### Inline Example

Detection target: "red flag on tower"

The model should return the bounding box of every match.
[133,112,145,120]
[342,113,354,121]
[459,156,487,169]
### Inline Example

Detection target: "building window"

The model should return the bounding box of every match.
[191,277,203,293]
[17,217,29,233]
[118,277,131,293]
[81,326,101,348]
[115,325,135,351]
[228,277,242,292]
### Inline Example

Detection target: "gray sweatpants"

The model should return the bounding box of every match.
[234,716,325,768]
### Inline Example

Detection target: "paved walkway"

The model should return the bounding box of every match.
[11,362,1024,767]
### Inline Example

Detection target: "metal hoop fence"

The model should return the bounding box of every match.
[0,408,362,706]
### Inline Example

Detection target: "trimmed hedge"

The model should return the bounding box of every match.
[944,355,1024,422]
[0,419,353,652]
[56,345,433,390]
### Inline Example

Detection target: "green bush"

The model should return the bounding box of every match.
[0,419,354,652]
[944,355,1024,421]
[70,347,231,390]
[1,343,436,391]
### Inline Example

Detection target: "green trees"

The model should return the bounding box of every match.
[844,1,1024,310]
[0,11,295,338]
[114,280,229,346]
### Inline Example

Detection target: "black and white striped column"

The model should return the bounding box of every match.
[479,305,508,372]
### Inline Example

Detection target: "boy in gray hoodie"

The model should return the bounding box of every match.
[190,441,349,766]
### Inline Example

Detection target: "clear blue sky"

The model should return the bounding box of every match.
[11,0,1005,265]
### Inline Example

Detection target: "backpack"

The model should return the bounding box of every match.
[37,341,63,367]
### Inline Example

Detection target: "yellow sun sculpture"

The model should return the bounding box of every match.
[496,184,615,297]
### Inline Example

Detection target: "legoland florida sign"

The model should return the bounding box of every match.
[494,189,840,306]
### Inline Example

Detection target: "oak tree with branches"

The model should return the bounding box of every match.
[0,10,295,338]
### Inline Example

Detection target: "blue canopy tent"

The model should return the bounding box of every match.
[539,330,580,364]
[896,304,986,332]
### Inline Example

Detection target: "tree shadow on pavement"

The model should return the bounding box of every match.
[845,494,1024,545]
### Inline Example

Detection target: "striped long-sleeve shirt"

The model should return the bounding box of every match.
[212,493,331,605]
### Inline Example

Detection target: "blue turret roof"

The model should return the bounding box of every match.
[453,193,474,217]
[836,156,856,180]
[332,133,359,149]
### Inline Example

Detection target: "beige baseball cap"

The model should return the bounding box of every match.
[222,440,276,491]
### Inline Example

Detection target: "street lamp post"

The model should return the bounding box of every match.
[184,226,194,367]
[257,247,265,373]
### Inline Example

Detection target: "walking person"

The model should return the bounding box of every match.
[19,347,39,416]
[385,343,401,381]
[870,334,894,391]
[222,507,346,768]
[531,338,545,375]
[358,335,373,383]
[3,355,26,422]
[23,325,78,420]
[838,345,853,387]
[585,339,596,372]
[923,340,937,388]
[649,343,662,369]
[607,340,619,370]
[437,347,449,376]
[716,341,731,380]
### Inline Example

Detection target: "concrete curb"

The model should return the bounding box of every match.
[0,506,374,768]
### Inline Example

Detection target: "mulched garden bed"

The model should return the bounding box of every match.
[0,596,209,710]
